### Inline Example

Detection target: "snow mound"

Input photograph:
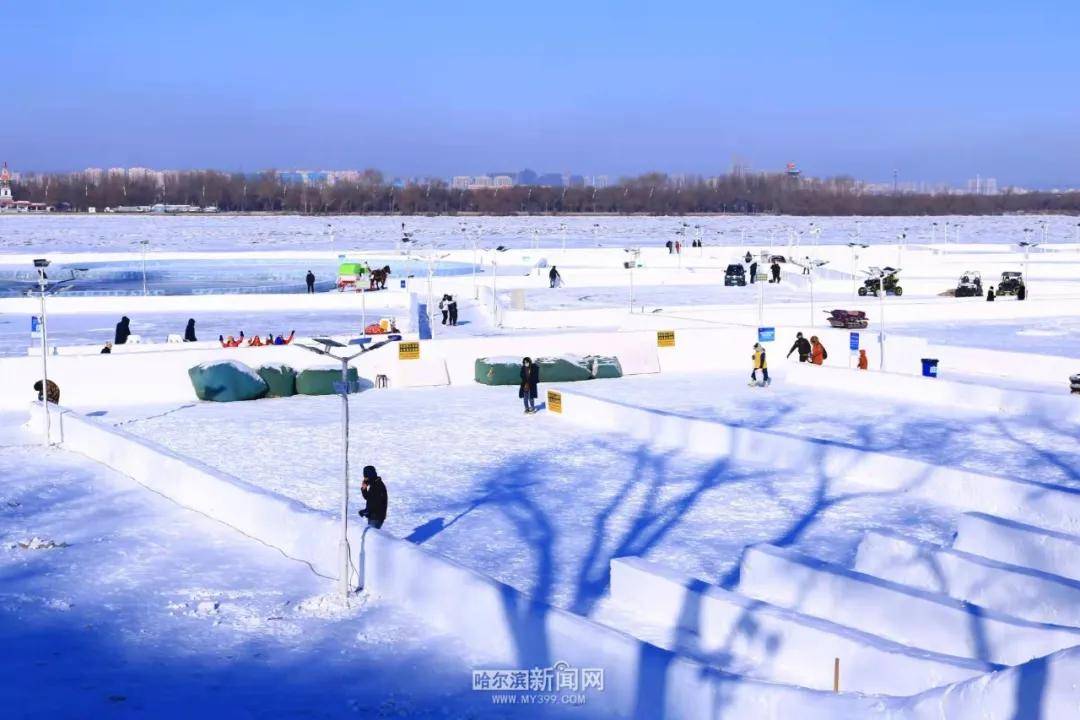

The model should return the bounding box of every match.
[14,537,68,550]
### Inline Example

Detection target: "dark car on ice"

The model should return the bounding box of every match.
[724,263,747,286]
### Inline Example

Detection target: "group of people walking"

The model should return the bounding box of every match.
[785,331,828,365]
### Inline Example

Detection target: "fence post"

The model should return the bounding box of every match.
[833,657,840,693]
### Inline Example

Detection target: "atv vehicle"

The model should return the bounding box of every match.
[724,263,747,286]
[996,271,1025,296]
[858,266,903,297]
[825,309,869,329]
[955,271,984,297]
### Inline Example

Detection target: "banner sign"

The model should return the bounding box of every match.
[656,330,676,348]
[398,341,420,360]
[547,390,562,414]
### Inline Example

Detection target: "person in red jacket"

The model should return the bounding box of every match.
[810,336,828,365]
[857,349,868,370]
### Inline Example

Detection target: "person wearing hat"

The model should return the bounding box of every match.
[358,465,388,529]
[786,331,811,362]
[751,343,769,386]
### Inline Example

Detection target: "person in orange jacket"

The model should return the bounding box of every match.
[857,349,868,370]
[248,335,263,347]
[810,336,828,365]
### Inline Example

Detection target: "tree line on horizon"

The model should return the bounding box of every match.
[11,169,1080,216]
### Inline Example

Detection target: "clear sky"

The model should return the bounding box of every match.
[6,1,1079,186]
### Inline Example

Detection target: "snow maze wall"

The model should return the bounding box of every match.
[25,383,1080,719]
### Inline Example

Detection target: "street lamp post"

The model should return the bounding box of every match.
[847,242,868,298]
[624,248,640,312]
[34,259,51,445]
[296,335,401,599]
[138,240,149,296]
[876,268,888,370]
[807,259,828,328]
[1019,239,1039,288]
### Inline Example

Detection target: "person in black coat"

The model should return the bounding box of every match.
[749,261,758,284]
[305,270,316,293]
[548,266,561,288]
[183,318,197,342]
[771,261,781,283]
[447,295,458,326]
[519,357,540,413]
[786,332,811,362]
[358,465,387,529]
[114,316,131,345]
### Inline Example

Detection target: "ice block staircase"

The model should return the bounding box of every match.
[605,508,1080,716]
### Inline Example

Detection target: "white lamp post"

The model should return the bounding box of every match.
[807,258,828,327]
[138,240,149,296]
[1019,239,1039,287]
[33,259,51,445]
[847,242,868,298]
[296,334,401,599]
[624,247,640,312]
[876,267,888,370]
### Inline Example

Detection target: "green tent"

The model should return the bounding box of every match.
[188,360,269,402]
[296,366,360,396]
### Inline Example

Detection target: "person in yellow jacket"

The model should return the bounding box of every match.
[750,342,771,386]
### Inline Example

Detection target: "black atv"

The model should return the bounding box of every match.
[996,271,1025,297]
[955,271,984,297]
[859,266,903,297]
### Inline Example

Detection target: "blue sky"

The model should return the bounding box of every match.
[6,1,1079,185]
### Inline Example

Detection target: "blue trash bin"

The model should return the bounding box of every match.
[921,358,939,378]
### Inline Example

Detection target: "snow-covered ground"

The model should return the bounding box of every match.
[113,380,960,615]
[0,412,564,720]
[4,213,1080,254]
[3,214,1080,718]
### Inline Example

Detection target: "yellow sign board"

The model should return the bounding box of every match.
[398,341,420,360]
[657,330,676,348]
[547,390,562,414]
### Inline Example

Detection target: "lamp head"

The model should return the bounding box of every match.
[33,259,50,269]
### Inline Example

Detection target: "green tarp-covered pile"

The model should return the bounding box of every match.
[189,361,366,402]
[474,355,622,386]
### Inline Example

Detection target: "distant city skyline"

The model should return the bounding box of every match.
[7,2,1079,187]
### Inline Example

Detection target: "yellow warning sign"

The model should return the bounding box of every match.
[657,330,676,348]
[398,341,420,360]
[547,390,562,414]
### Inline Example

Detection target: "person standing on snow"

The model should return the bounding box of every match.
[305,270,316,294]
[358,465,388,529]
[520,357,540,414]
[665,240,674,254]
[771,261,781,283]
[439,295,449,325]
[549,266,561,288]
[857,349,869,370]
[183,318,197,342]
[749,261,758,284]
[986,286,996,302]
[786,332,811,362]
[751,343,769,385]
[114,316,131,345]
[810,336,828,365]
[448,295,459,326]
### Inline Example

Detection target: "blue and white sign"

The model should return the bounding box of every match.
[849,332,860,351]
[757,327,776,342]
[30,316,42,339]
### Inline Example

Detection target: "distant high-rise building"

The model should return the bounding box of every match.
[966,175,998,195]
[536,173,563,187]
[493,175,514,188]
[568,174,585,188]
[516,168,538,185]
[451,176,470,190]
[592,175,610,189]
[469,175,493,189]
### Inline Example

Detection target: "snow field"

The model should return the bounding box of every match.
[953,513,1080,582]
[0,416,512,720]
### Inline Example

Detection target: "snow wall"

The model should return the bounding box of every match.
[33,404,1080,718]
[35,404,893,719]
[608,556,993,695]
[550,389,1080,534]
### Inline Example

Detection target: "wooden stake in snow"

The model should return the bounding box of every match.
[833,657,840,693]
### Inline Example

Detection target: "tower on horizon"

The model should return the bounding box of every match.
[0,162,14,208]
